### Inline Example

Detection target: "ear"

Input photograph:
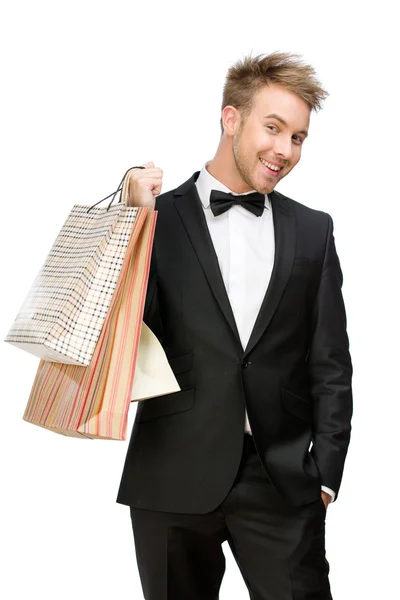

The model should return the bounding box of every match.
[221,105,241,136]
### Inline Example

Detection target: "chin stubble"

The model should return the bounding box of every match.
[233,135,259,192]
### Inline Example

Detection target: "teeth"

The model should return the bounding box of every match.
[260,158,281,171]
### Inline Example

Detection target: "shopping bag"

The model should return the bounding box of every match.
[22,209,180,440]
[5,167,146,366]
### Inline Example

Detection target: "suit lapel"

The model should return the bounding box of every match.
[172,173,296,357]
[173,173,242,347]
[243,190,296,358]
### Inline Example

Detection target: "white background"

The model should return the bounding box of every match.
[1,1,398,598]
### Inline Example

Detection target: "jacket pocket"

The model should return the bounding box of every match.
[135,387,195,423]
[281,388,312,423]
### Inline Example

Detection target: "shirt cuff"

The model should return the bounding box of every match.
[321,485,336,502]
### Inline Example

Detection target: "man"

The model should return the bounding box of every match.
[116,51,353,599]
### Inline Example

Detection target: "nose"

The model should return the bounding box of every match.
[273,135,293,162]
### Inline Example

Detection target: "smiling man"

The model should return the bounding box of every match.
[117,51,353,600]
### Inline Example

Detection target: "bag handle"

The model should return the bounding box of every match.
[87,166,145,213]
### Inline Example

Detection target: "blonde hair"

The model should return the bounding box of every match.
[220,51,329,135]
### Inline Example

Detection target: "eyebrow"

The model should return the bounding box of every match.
[263,113,308,138]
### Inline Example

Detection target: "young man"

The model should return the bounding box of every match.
[117,51,353,599]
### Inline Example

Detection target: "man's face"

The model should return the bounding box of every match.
[231,83,311,194]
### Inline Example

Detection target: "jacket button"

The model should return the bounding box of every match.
[242,361,251,368]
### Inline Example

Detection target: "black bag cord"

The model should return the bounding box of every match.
[87,166,145,213]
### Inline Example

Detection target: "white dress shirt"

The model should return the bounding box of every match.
[194,161,335,502]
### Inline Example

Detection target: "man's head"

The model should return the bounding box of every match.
[211,52,328,195]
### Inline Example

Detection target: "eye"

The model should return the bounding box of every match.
[266,125,278,132]
[292,135,304,144]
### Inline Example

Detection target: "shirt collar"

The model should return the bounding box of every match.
[195,161,271,211]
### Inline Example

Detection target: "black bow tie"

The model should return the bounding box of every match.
[209,189,265,217]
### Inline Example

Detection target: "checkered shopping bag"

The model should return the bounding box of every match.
[5,167,145,366]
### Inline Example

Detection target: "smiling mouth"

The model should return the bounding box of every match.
[259,157,283,176]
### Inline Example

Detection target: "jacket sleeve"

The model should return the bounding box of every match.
[142,209,164,344]
[308,213,353,501]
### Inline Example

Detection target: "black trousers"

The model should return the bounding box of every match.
[129,433,332,600]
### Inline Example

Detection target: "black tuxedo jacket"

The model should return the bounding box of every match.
[116,171,353,512]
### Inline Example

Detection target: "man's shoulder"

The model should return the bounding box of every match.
[154,171,199,210]
[273,189,331,223]
[154,188,175,210]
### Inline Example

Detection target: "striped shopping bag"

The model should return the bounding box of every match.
[5,167,145,366]
[22,208,167,440]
